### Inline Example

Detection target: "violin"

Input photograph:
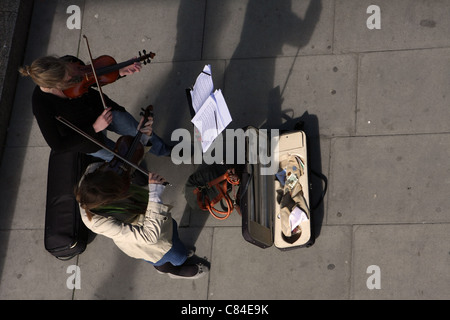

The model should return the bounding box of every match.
[104,105,153,177]
[63,50,155,99]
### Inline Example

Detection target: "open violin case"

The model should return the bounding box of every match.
[239,126,325,250]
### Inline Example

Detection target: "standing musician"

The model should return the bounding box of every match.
[75,165,208,279]
[19,55,172,161]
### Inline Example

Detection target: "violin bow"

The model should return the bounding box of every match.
[82,35,108,109]
[55,115,172,186]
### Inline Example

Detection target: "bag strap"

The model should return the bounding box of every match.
[310,169,328,211]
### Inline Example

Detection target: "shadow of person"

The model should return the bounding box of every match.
[225,0,323,131]
[178,1,323,248]
[230,0,322,59]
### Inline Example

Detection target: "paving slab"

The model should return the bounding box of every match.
[357,48,450,135]
[0,146,50,230]
[203,0,333,60]
[328,134,450,225]
[352,224,450,299]
[80,0,205,63]
[75,227,213,300]
[0,230,74,300]
[224,54,357,136]
[24,0,83,57]
[208,226,352,300]
[5,77,46,148]
[334,0,450,53]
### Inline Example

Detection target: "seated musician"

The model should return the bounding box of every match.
[19,55,172,161]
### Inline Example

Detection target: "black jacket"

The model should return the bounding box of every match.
[32,55,125,153]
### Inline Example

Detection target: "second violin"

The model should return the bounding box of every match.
[104,105,153,178]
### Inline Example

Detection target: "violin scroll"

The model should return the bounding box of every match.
[140,105,154,118]
[139,50,155,65]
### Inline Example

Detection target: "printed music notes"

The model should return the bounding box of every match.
[189,65,232,152]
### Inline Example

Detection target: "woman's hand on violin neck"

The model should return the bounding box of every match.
[139,116,154,137]
[93,107,113,133]
[119,61,142,77]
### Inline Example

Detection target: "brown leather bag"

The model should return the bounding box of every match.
[193,168,240,220]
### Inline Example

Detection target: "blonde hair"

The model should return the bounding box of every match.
[19,56,72,89]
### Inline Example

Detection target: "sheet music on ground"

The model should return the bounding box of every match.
[189,65,232,152]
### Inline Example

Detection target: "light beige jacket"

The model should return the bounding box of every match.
[79,164,173,263]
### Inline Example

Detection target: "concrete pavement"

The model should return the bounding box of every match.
[0,0,449,300]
